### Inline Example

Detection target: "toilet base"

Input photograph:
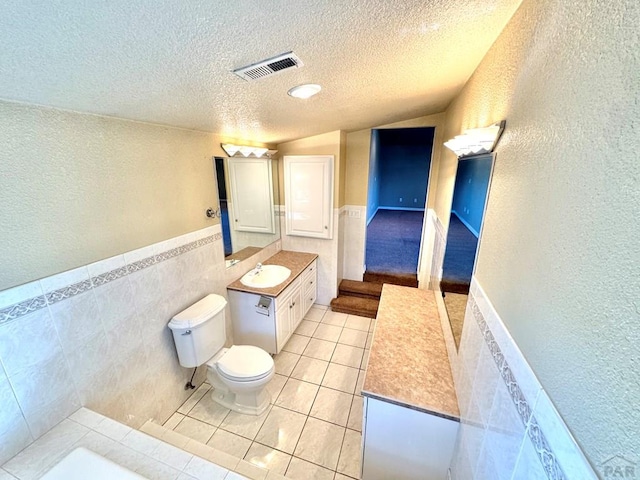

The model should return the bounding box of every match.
[208,385,271,416]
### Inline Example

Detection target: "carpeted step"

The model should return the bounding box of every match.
[330,296,379,318]
[338,280,383,300]
[363,271,418,288]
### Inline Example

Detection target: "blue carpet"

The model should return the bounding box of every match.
[365,210,423,275]
[441,214,478,293]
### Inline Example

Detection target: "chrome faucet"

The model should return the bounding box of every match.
[255,262,263,273]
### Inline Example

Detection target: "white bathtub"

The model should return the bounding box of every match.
[40,447,148,480]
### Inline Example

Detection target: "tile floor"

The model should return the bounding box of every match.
[161,305,374,480]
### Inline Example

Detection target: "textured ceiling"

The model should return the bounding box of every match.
[0,0,522,143]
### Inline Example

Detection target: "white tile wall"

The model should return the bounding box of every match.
[0,225,228,464]
[336,207,346,285]
[448,277,598,479]
[342,205,366,281]
[281,209,340,305]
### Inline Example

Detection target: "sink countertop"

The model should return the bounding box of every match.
[226,250,318,297]
[363,284,460,421]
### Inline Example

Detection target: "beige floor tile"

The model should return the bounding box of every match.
[188,394,231,427]
[365,332,373,349]
[266,374,288,402]
[344,315,371,332]
[334,474,357,480]
[274,378,319,415]
[282,334,311,355]
[236,459,269,480]
[321,363,359,394]
[302,338,336,362]
[304,307,326,322]
[245,442,292,475]
[290,357,329,385]
[294,417,345,470]
[218,406,271,440]
[309,387,353,427]
[355,371,365,396]
[360,350,370,370]
[266,472,288,480]
[295,320,319,337]
[338,328,367,348]
[320,311,348,327]
[285,457,334,480]
[173,416,216,444]
[274,351,301,376]
[312,324,342,342]
[337,429,362,478]
[206,428,252,458]
[346,396,363,432]
[163,412,185,430]
[177,383,211,415]
[330,344,364,369]
[254,405,307,454]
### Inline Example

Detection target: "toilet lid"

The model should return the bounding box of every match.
[216,345,274,380]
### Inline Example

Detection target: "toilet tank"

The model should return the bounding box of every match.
[168,294,227,368]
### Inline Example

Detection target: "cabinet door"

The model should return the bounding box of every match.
[275,298,292,354]
[284,156,334,239]
[228,158,275,233]
[290,286,303,332]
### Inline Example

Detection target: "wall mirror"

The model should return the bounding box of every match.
[441,153,495,349]
[214,157,281,267]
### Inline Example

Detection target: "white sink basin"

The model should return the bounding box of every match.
[240,265,291,288]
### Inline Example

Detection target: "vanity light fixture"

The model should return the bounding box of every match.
[287,83,322,99]
[444,120,506,158]
[221,143,277,158]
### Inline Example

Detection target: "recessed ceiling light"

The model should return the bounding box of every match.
[287,84,321,99]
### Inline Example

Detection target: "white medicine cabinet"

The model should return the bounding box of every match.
[283,155,334,239]
[227,158,276,234]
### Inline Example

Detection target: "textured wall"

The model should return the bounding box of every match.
[0,100,229,290]
[437,0,640,465]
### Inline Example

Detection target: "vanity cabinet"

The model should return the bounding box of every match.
[361,285,460,480]
[228,259,317,354]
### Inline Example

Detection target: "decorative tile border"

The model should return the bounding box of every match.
[0,232,222,326]
[468,295,567,480]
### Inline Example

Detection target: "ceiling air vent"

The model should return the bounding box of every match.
[233,52,303,81]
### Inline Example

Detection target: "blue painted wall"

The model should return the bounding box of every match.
[451,155,492,236]
[367,130,381,224]
[377,128,433,210]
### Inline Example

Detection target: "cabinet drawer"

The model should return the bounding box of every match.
[302,260,317,288]
[303,283,317,313]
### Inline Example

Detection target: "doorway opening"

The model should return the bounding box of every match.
[364,127,435,287]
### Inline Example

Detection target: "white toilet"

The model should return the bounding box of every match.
[168,294,274,415]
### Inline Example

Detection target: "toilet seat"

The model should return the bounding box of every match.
[213,345,274,382]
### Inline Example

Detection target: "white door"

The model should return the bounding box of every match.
[228,158,275,233]
[284,155,334,239]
